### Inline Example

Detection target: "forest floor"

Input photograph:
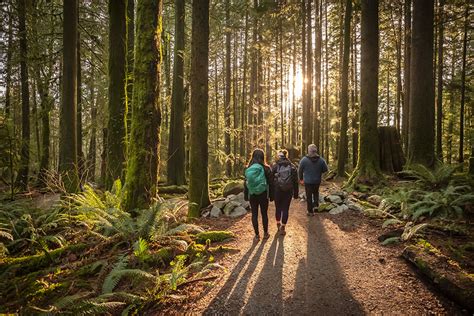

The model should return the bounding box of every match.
[163,182,465,315]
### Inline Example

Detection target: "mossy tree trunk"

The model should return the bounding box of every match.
[16,0,30,191]
[106,0,127,188]
[336,0,352,178]
[349,0,382,185]
[59,0,80,193]
[408,0,435,167]
[167,0,186,185]
[188,0,210,218]
[123,0,163,211]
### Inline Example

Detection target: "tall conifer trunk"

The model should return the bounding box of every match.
[188,0,210,217]
[337,0,352,177]
[123,0,163,211]
[59,0,79,192]
[167,0,186,185]
[16,0,30,190]
[408,0,435,167]
[349,0,382,185]
[106,0,127,187]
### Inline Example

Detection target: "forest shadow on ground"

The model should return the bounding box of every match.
[285,217,364,315]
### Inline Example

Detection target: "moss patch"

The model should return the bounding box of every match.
[195,231,234,244]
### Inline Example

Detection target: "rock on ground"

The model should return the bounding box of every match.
[210,206,222,218]
[223,181,244,197]
[229,206,247,218]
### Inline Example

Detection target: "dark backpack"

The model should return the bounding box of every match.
[275,164,293,191]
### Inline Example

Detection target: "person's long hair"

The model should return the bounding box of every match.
[247,148,267,167]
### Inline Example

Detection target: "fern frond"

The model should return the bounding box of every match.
[102,255,129,294]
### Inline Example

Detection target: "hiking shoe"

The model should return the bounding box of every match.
[263,232,270,239]
[280,225,286,236]
[313,207,319,213]
[277,222,281,231]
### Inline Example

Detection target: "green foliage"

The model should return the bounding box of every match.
[195,231,234,244]
[66,180,186,242]
[0,202,68,257]
[133,238,151,263]
[401,163,461,189]
[168,255,188,290]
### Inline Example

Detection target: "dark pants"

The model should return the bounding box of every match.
[305,183,321,213]
[249,191,269,236]
[274,189,292,224]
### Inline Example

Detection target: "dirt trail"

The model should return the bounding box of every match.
[181,184,463,315]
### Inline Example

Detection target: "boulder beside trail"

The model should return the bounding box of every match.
[210,206,222,218]
[325,195,343,204]
[223,201,240,216]
[223,181,244,197]
[329,204,349,215]
[229,206,247,218]
[212,199,227,210]
[368,195,383,206]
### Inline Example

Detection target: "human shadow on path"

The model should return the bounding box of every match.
[286,217,364,315]
[242,234,285,314]
[204,239,266,315]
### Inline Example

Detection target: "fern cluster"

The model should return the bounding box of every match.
[0,202,69,258]
[384,164,474,221]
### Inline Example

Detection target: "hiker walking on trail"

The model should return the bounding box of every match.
[244,149,274,240]
[298,144,328,216]
[271,150,299,236]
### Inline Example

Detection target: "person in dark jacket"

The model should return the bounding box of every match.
[298,144,328,215]
[244,149,274,240]
[271,150,299,235]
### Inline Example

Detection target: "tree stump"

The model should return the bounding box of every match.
[378,126,406,173]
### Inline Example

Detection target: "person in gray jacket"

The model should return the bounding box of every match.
[298,144,328,215]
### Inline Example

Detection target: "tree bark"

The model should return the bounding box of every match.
[224,0,232,177]
[16,0,31,190]
[349,0,382,185]
[188,0,210,217]
[5,5,13,117]
[459,5,469,164]
[337,0,352,177]
[59,0,79,193]
[435,0,445,161]
[167,0,186,185]
[408,0,435,167]
[106,0,127,188]
[123,0,163,211]
[77,31,84,180]
[402,0,411,150]
[304,0,313,150]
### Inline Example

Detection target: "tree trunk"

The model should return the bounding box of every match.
[5,5,13,117]
[16,0,31,191]
[224,0,232,177]
[395,10,402,133]
[77,31,84,180]
[435,0,445,161]
[126,0,134,147]
[324,0,330,163]
[337,0,352,177]
[123,0,163,211]
[304,0,313,150]
[378,126,406,173]
[188,0,210,217]
[349,0,382,185]
[459,5,469,164]
[301,0,307,151]
[106,0,127,188]
[314,0,322,150]
[86,70,97,182]
[59,0,79,193]
[402,0,411,150]
[408,0,435,167]
[240,8,249,161]
[351,10,359,168]
[167,0,186,185]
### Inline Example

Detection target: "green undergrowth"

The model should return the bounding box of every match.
[0,180,234,314]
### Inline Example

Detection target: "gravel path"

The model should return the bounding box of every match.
[180,185,464,315]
